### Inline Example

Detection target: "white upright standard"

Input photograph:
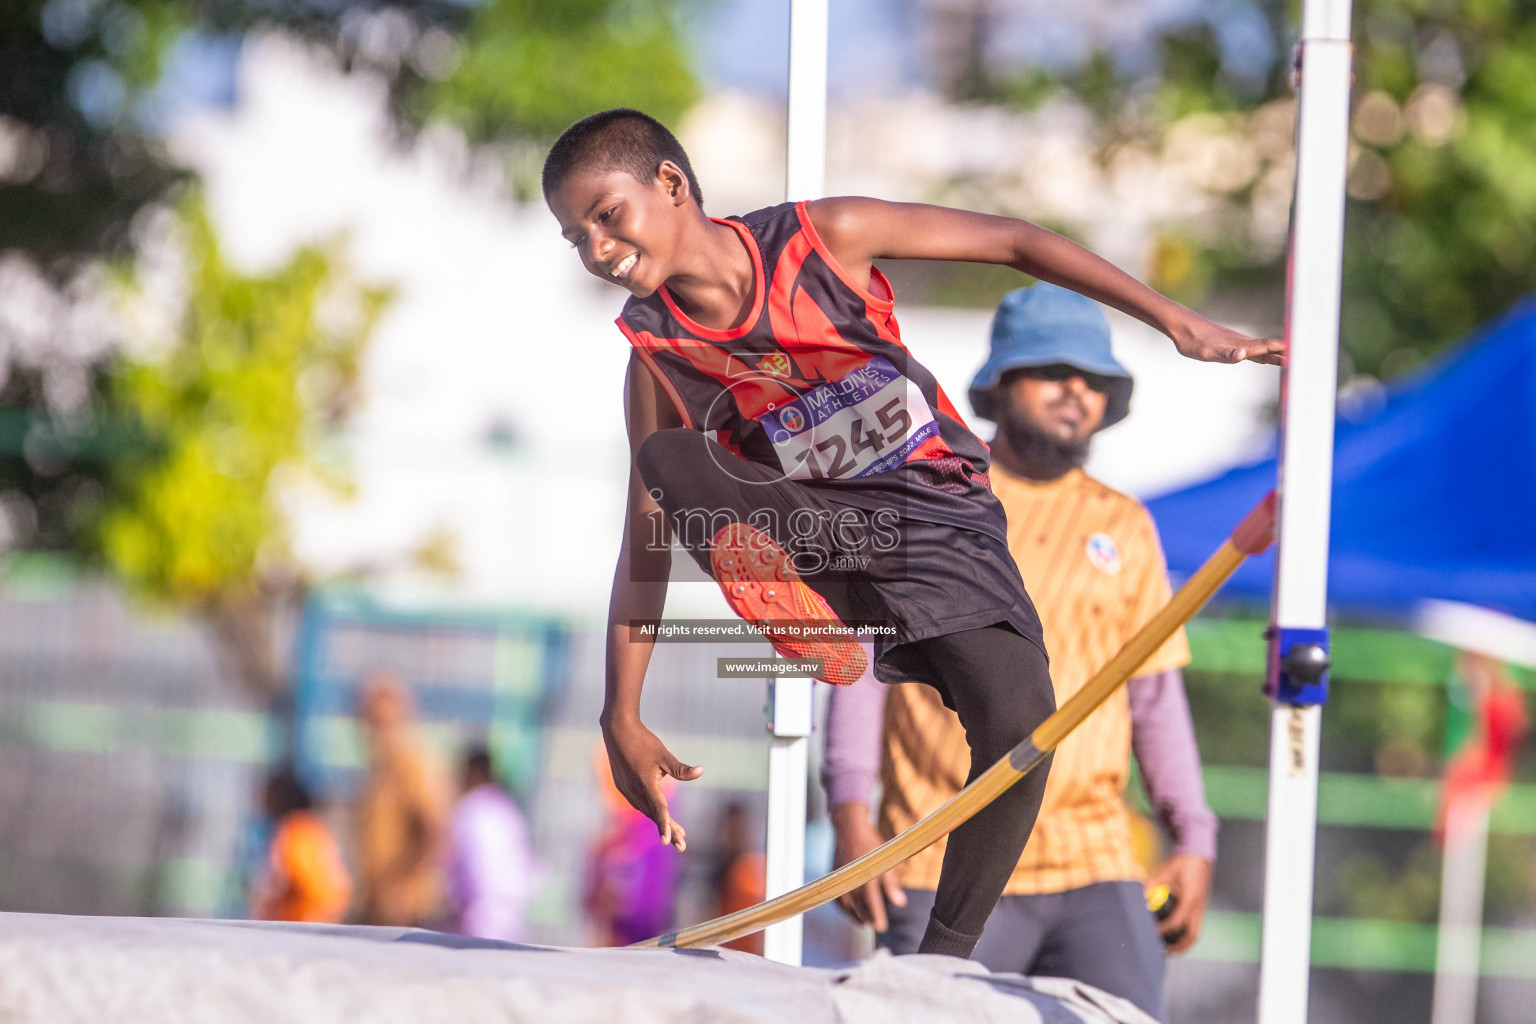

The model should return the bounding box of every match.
[763,0,829,967]
[1258,1,1354,1022]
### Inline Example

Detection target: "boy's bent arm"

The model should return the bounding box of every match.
[601,354,700,851]
[806,197,1283,366]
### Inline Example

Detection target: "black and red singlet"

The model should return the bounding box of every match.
[616,201,1006,540]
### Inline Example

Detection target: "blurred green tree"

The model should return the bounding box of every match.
[0,1,461,262]
[103,195,389,700]
[424,0,698,196]
[948,0,1536,379]
[0,1,418,563]
[1,0,698,665]
[1,0,696,263]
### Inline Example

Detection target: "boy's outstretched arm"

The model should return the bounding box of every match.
[601,354,700,852]
[807,198,1284,366]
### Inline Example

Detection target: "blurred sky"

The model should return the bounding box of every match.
[685,0,1276,99]
[153,0,1281,118]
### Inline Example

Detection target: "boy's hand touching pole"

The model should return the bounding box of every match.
[1167,311,1285,366]
[602,716,703,852]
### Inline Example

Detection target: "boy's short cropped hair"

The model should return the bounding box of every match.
[542,108,704,207]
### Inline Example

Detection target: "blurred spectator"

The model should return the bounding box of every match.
[354,672,451,927]
[444,745,541,941]
[711,801,766,956]
[583,745,680,946]
[251,767,352,923]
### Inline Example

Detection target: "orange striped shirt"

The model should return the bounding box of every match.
[879,464,1190,894]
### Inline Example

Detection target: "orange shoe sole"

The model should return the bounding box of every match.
[709,523,869,685]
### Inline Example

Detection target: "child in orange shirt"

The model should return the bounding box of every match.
[252,768,352,924]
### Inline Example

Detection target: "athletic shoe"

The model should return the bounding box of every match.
[709,522,869,685]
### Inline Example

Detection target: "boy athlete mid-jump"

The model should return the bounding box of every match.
[542,109,1280,959]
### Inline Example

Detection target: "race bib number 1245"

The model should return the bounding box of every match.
[761,355,938,481]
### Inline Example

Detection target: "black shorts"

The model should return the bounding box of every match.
[636,428,1047,696]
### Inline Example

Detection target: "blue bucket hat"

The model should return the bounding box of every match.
[969,283,1134,429]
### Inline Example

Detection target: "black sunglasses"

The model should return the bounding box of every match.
[1011,364,1117,394]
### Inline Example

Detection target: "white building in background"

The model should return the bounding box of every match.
[170,34,1277,616]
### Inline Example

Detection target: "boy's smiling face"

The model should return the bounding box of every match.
[548,161,693,298]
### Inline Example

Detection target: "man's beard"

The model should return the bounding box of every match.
[999,407,1091,480]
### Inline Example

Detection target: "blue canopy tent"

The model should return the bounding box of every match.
[1147,297,1536,624]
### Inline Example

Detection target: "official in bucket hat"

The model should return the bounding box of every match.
[969,283,1133,428]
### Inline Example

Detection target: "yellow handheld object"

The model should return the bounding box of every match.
[631,493,1276,952]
